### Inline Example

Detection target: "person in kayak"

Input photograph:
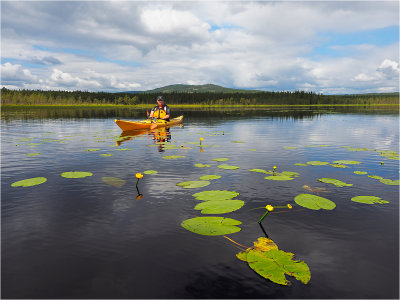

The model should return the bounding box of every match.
[150,96,170,121]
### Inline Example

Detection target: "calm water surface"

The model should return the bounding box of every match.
[1,107,399,299]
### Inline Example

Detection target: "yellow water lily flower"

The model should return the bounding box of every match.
[136,173,143,179]
[266,205,274,211]
[273,166,277,169]
[200,137,204,141]
[287,204,293,209]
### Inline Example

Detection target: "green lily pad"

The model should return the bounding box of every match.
[248,149,257,151]
[11,177,47,187]
[368,175,383,180]
[181,217,242,236]
[294,194,336,210]
[143,170,158,175]
[318,178,353,187]
[84,148,100,152]
[192,190,239,201]
[26,153,41,156]
[61,171,93,178]
[212,158,229,162]
[102,177,126,187]
[264,175,295,181]
[283,146,297,149]
[194,163,211,168]
[194,200,244,214]
[380,179,400,185]
[354,171,368,175]
[177,181,211,189]
[279,171,300,177]
[199,175,221,181]
[294,163,308,166]
[347,147,367,151]
[351,196,389,204]
[330,164,349,168]
[306,161,330,166]
[218,164,240,170]
[332,160,361,165]
[100,154,113,157]
[163,155,186,159]
[242,248,311,285]
[115,148,132,151]
[232,141,245,143]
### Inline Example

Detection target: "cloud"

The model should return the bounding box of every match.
[377,59,400,79]
[1,62,38,84]
[1,1,399,93]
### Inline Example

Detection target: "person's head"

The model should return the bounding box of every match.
[156,96,165,105]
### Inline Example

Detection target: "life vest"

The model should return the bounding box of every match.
[153,105,167,118]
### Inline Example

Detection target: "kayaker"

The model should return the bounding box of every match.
[150,96,170,121]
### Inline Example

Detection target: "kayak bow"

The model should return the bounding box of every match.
[115,115,183,131]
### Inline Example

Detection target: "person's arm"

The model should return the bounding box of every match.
[162,106,171,119]
[149,107,155,118]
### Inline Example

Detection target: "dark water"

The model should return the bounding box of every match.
[2,106,399,299]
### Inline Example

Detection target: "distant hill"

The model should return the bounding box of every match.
[126,84,263,94]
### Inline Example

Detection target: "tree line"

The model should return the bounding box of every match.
[1,88,398,106]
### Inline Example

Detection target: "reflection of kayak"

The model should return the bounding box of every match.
[115,115,184,131]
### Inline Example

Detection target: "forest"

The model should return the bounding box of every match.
[1,88,398,106]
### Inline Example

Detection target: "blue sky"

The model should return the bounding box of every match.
[1,1,399,94]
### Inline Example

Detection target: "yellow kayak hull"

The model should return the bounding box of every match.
[115,115,183,131]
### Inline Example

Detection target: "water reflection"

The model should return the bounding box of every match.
[2,105,398,122]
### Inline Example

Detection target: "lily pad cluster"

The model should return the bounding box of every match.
[237,237,311,285]
[181,190,243,235]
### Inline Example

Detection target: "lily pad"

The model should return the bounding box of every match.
[232,141,245,143]
[294,163,308,166]
[194,200,245,214]
[248,149,257,151]
[102,177,126,187]
[181,217,242,236]
[368,175,383,180]
[237,237,311,286]
[347,147,367,151]
[84,148,100,152]
[306,161,330,166]
[177,181,210,189]
[61,171,93,178]
[283,146,297,149]
[26,153,41,156]
[115,148,132,151]
[351,196,389,204]
[332,160,361,165]
[212,158,229,162]
[380,179,400,185]
[100,154,113,157]
[330,164,349,168]
[199,175,221,181]
[218,164,240,170]
[318,178,353,187]
[143,170,158,175]
[294,194,336,210]
[354,171,368,175]
[280,171,300,177]
[264,175,295,181]
[163,155,186,159]
[11,177,47,187]
[192,190,239,201]
[194,163,211,168]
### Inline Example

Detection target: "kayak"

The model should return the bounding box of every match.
[115,115,183,131]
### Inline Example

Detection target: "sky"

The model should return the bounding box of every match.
[1,1,399,94]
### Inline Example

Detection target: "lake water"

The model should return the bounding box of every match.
[1,106,399,299]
